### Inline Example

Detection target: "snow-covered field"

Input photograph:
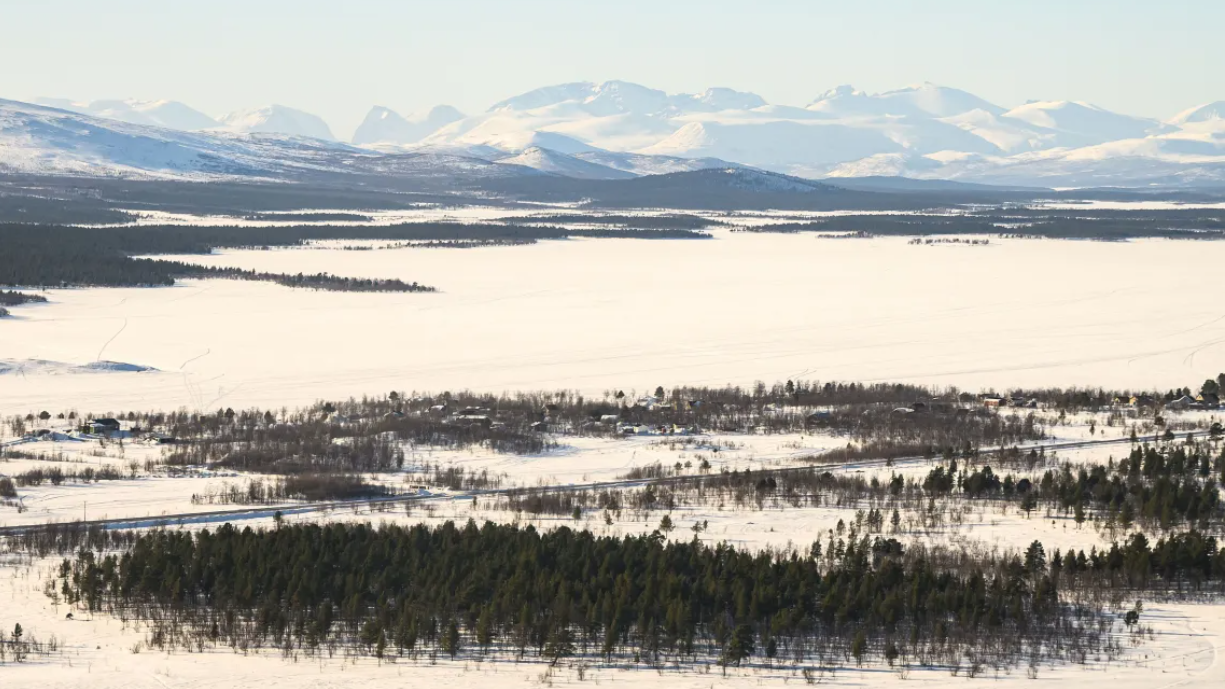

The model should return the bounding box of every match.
[3,232,1225,414]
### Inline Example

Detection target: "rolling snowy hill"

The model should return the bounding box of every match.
[494,147,636,180]
[219,105,336,141]
[33,97,219,130]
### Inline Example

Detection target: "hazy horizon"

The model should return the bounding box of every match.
[4,0,1225,139]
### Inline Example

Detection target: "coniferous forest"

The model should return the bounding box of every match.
[0,223,707,292]
[49,519,1193,673]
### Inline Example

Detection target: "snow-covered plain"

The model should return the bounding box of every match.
[3,231,1225,414]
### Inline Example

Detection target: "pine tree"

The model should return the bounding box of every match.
[476,606,494,652]
[851,628,867,665]
[441,619,461,659]
[544,621,575,665]
[722,624,754,667]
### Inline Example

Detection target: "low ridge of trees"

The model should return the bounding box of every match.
[53,520,1121,671]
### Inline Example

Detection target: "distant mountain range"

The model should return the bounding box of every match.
[13,80,1225,188]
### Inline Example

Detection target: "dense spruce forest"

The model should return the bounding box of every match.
[52,520,1123,672]
[739,209,1225,240]
[0,290,47,306]
[0,222,708,291]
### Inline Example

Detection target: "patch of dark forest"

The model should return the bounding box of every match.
[39,520,1159,674]
[0,222,709,292]
[738,209,1225,240]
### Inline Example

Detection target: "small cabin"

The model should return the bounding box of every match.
[85,418,121,434]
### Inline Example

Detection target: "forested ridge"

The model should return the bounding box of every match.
[54,520,1119,672]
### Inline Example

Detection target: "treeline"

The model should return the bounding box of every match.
[1052,530,1225,595]
[922,442,1225,531]
[160,412,546,474]
[50,384,1044,477]
[0,192,131,226]
[0,222,705,290]
[738,211,1225,241]
[503,214,725,229]
[173,264,434,293]
[9,465,125,487]
[0,290,46,306]
[190,473,393,505]
[0,225,439,291]
[1,222,710,257]
[691,378,1216,414]
[241,212,373,223]
[53,520,1111,672]
[494,440,1225,538]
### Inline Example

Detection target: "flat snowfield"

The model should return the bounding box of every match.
[4,233,1225,412]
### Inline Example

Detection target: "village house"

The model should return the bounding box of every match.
[1166,394,1196,411]
[84,418,122,435]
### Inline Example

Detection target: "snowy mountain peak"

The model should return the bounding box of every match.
[33,97,219,131]
[351,104,465,145]
[814,85,864,101]
[808,83,1003,118]
[489,81,765,118]
[425,104,465,122]
[685,87,769,112]
[219,104,336,141]
[1001,100,1160,142]
[581,81,672,116]
[878,83,1005,117]
[488,82,598,112]
[1168,101,1225,126]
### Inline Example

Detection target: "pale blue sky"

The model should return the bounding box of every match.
[4,0,1223,138]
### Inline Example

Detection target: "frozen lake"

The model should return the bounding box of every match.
[3,232,1225,413]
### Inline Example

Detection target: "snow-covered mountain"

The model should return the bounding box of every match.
[218,105,336,141]
[9,78,1225,188]
[351,105,464,145]
[35,97,344,141]
[495,147,636,180]
[425,79,1225,187]
[1169,101,1225,126]
[0,98,548,182]
[806,83,1004,118]
[0,98,739,184]
[1000,101,1164,146]
[33,97,219,130]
